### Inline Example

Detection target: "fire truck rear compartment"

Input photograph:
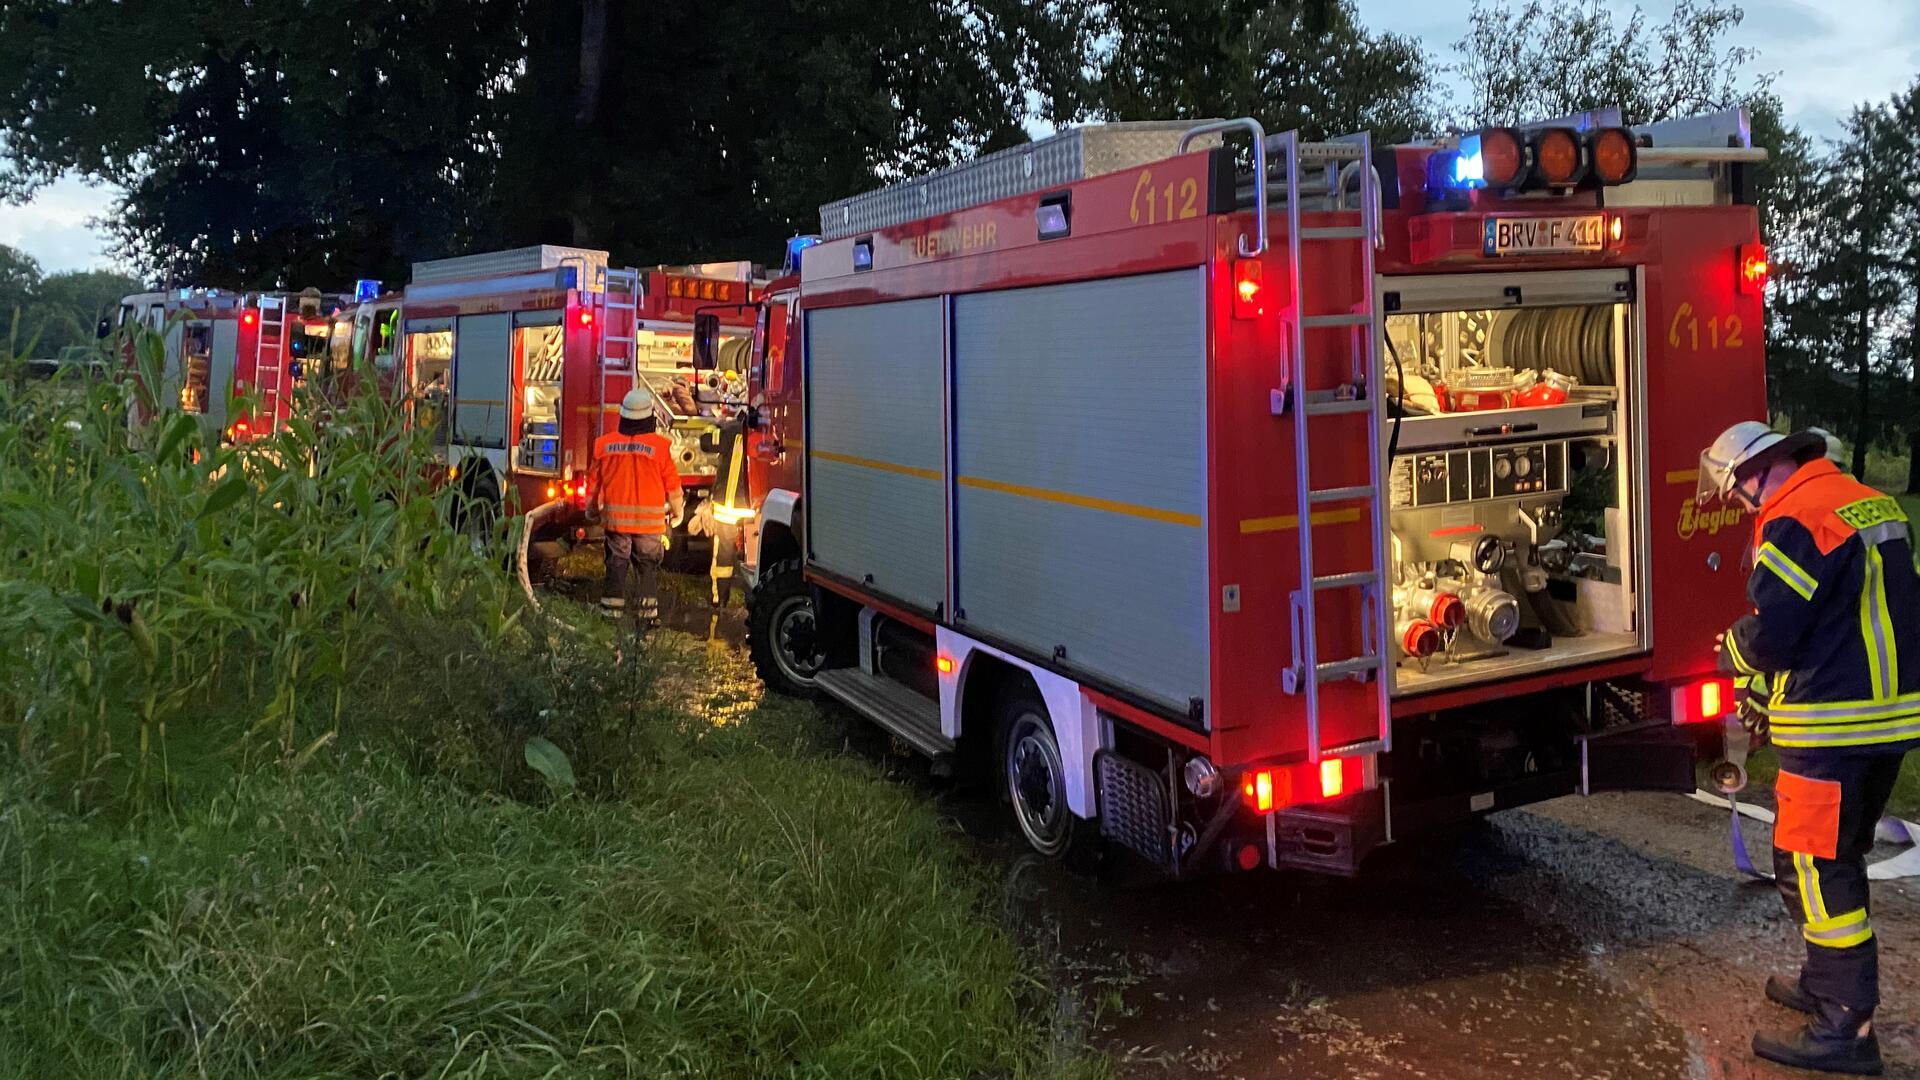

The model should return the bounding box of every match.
[1380,270,1647,698]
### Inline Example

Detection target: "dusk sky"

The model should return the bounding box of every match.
[3,0,1914,277]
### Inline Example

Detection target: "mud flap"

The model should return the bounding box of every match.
[1095,750,1173,870]
[1578,723,1697,794]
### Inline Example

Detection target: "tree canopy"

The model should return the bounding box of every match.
[2,0,1915,486]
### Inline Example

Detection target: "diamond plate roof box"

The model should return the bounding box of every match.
[818,120,1222,240]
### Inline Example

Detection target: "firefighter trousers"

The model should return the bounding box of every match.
[1772,746,1910,1033]
[603,531,666,620]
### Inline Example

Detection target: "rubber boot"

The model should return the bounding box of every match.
[1753,1025,1883,1076]
[1766,974,1816,1015]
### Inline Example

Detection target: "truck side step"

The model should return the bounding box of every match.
[815,667,954,760]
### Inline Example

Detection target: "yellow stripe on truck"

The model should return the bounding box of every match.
[812,449,943,482]
[957,475,1200,528]
[1239,508,1364,534]
[810,450,1200,527]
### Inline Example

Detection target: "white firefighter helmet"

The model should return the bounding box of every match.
[618,387,656,421]
[1696,421,1825,506]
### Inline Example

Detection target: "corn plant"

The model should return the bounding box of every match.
[0,322,523,812]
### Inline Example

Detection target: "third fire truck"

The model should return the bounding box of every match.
[713,109,1772,875]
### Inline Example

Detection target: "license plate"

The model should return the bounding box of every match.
[1482,215,1606,256]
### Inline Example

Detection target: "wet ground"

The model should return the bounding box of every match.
[592,565,1920,1078]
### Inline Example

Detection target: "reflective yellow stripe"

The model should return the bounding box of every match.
[1239,508,1364,534]
[1795,852,1829,922]
[1804,907,1871,949]
[1725,630,1759,676]
[958,474,1200,528]
[1666,468,1700,485]
[1771,691,1920,722]
[1772,719,1920,747]
[1758,542,1817,601]
[813,449,942,482]
[1861,546,1897,700]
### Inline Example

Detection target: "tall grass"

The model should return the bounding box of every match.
[0,325,516,809]
[0,331,1102,1078]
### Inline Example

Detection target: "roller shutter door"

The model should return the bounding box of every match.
[806,298,946,611]
[953,270,1208,712]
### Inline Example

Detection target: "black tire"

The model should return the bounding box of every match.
[748,558,827,698]
[996,689,1102,865]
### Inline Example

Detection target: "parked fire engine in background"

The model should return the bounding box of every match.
[394,245,761,555]
[118,285,342,440]
[707,108,1774,875]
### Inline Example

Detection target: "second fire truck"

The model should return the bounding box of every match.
[393,246,762,551]
[713,109,1772,875]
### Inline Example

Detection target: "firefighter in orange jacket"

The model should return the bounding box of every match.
[1699,421,1920,1075]
[589,388,684,624]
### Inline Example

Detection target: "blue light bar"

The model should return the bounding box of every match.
[851,238,874,272]
[783,235,821,274]
[354,279,382,303]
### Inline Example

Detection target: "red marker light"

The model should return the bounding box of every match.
[1232,259,1264,319]
[1700,679,1728,720]
[577,309,595,328]
[1738,244,1769,295]
[241,310,258,327]
[1320,759,1345,799]
[935,655,955,675]
[1672,677,1734,723]
[1243,768,1275,812]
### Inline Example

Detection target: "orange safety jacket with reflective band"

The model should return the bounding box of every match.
[1717,459,1920,750]
[589,430,682,535]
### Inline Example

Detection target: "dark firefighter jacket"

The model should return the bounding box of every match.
[1718,459,1920,750]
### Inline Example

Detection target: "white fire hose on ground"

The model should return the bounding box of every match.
[1692,716,1920,880]
[517,498,568,612]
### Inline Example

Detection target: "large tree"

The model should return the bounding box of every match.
[0,0,529,288]
[0,0,1099,286]
[1451,0,1758,127]
[1092,0,1434,141]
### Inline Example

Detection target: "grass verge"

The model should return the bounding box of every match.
[0,625,1103,1080]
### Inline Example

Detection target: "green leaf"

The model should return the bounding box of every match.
[72,559,101,602]
[524,736,576,793]
[199,476,248,519]
[154,412,197,463]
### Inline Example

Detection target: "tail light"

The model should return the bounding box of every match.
[1738,244,1769,295]
[1672,677,1734,724]
[1240,755,1373,814]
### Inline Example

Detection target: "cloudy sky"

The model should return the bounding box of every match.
[3,0,1915,277]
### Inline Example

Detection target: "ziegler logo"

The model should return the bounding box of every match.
[1678,500,1744,540]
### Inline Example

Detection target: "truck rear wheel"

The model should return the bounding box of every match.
[998,691,1100,865]
[748,558,825,698]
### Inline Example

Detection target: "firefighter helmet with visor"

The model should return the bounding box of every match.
[1696,421,1826,508]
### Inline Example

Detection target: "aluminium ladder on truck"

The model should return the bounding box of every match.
[254,295,288,435]
[1274,129,1392,766]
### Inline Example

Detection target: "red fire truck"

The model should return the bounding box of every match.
[117,287,344,440]
[718,110,1771,875]
[395,246,761,546]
